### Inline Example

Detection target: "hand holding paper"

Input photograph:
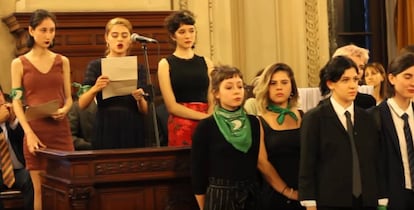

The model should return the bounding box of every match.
[101,56,138,99]
[25,100,59,121]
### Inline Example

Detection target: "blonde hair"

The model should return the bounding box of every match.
[104,17,133,56]
[332,44,369,63]
[254,63,299,114]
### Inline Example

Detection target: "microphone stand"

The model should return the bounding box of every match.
[140,42,160,147]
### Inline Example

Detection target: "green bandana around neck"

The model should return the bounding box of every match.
[213,106,252,153]
[267,103,298,125]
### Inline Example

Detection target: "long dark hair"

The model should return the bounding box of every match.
[26,9,57,48]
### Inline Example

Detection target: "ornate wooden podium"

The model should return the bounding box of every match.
[36,147,197,210]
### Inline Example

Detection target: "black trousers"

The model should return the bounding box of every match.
[318,196,376,210]
[0,168,34,210]
[388,188,414,210]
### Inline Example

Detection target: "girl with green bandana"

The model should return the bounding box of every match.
[254,63,303,210]
[192,65,294,210]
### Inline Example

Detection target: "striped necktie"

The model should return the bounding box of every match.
[401,113,414,188]
[0,131,15,188]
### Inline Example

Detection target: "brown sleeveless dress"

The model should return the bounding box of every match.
[20,54,74,170]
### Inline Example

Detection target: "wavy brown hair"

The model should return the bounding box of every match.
[254,63,299,114]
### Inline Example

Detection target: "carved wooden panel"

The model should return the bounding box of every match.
[37,147,198,210]
[2,11,174,90]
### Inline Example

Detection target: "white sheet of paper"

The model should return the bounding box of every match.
[101,56,138,99]
[25,100,59,121]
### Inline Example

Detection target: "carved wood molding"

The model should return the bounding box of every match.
[95,158,190,176]
[2,14,30,56]
[179,0,189,9]
[68,186,94,200]
[305,0,321,87]
[208,0,215,60]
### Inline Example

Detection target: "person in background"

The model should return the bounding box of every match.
[78,17,148,149]
[299,56,387,210]
[0,85,34,210]
[371,52,414,210]
[254,63,304,210]
[10,9,74,209]
[158,9,214,146]
[363,62,387,104]
[400,45,414,54]
[68,91,96,150]
[244,69,264,115]
[192,65,298,210]
[333,44,376,109]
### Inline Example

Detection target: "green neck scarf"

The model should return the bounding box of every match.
[213,106,252,153]
[267,103,298,125]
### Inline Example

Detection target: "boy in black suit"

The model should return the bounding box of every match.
[299,56,387,210]
[332,44,376,109]
[371,52,414,210]
[0,85,34,210]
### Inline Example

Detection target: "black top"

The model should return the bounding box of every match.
[259,116,301,189]
[167,54,209,103]
[355,92,376,109]
[191,115,261,194]
[82,58,147,149]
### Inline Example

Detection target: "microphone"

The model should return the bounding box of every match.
[131,33,158,43]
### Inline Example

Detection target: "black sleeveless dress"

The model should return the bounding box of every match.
[259,114,305,210]
[82,58,147,149]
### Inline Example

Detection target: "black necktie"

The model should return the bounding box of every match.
[401,113,414,188]
[345,111,362,197]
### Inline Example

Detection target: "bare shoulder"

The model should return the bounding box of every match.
[158,58,168,66]
[158,58,170,72]
[60,55,70,64]
[11,57,23,69]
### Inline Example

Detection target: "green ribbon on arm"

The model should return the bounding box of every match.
[72,82,91,97]
[10,87,24,100]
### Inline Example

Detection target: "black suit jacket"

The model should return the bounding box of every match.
[299,99,384,207]
[68,101,95,150]
[372,101,413,208]
[355,92,376,109]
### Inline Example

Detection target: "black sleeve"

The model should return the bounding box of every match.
[368,107,389,199]
[191,118,211,195]
[298,108,320,201]
[82,59,101,86]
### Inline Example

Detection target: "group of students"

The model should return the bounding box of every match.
[2,7,414,210]
[190,48,414,210]
[1,8,212,210]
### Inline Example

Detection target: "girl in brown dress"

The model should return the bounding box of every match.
[11,9,74,210]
